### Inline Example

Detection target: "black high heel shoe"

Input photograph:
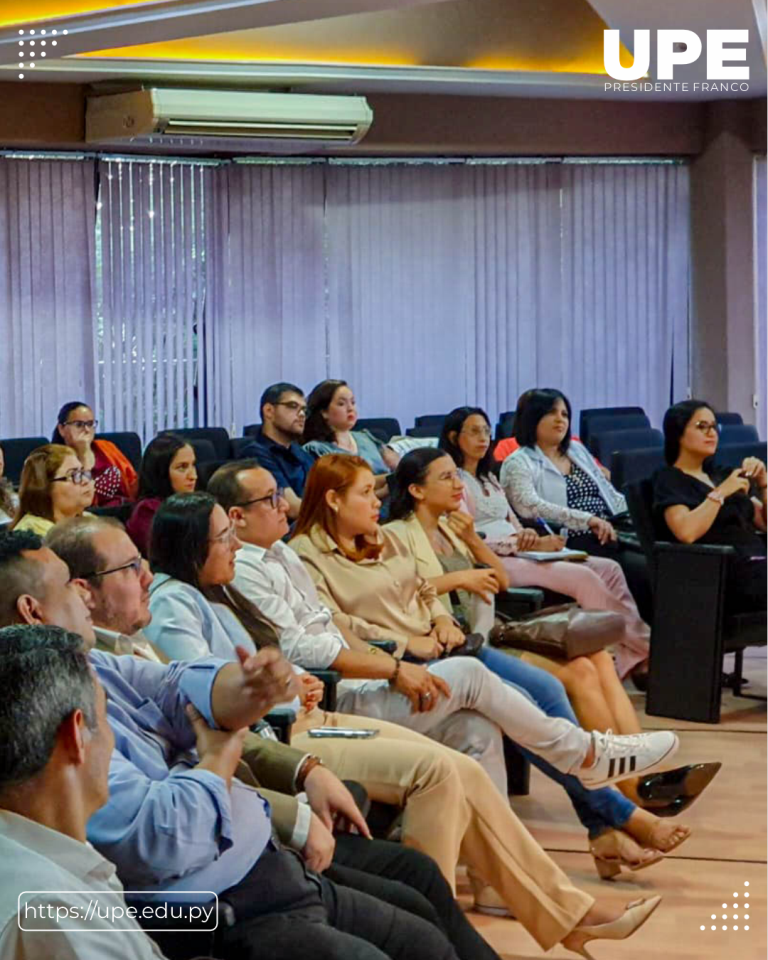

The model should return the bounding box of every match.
[637,762,721,813]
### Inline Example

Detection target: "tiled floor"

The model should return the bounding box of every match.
[464,649,767,959]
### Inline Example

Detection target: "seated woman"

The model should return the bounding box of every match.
[439,406,650,686]
[654,399,767,613]
[143,493,669,947]
[10,444,95,536]
[302,379,399,500]
[0,444,18,524]
[126,432,198,556]
[53,401,138,507]
[387,447,715,825]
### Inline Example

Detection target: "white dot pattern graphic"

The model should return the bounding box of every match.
[700,883,756,931]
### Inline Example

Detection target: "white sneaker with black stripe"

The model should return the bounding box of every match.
[578,729,679,789]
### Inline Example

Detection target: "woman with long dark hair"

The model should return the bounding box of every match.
[654,399,766,612]
[126,433,197,555]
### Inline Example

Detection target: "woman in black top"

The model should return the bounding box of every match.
[654,399,767,612]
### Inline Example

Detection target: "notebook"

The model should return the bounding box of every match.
[515,548,589,563]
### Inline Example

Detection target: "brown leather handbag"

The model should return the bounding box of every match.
[489,604,624,661]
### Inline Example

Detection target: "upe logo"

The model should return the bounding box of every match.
[603,29,750,92]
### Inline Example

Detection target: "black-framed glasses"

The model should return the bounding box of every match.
[235,488,285,510]
[85,556,143,580]
[692,421,721,436]
[51,468,93,486]
[275,401,307,415]
[63,419,98,430]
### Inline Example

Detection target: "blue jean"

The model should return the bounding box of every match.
[476,645,635,839]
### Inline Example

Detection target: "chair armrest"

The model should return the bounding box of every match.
[310,669,341,713]
[369,639,398,654]
[261,707,296,744]
[654,541,736,558]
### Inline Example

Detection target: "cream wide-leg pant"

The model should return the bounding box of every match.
[293,709,593,951]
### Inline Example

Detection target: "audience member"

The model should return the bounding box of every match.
[654,399,767,613]
[0,623,173,959]
[0,530,477,960]
[126,433,197,556]
[209,460,692,884]
[11,444,95,536]
[302,380,398,499]
[0,443,18,524]
[53,402,137,506]
[239,383,315,518]
[439,408,650,684]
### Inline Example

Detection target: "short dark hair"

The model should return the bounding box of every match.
[388,448,449,521]
[662,399,715,465]
[53,400,92,443]
[149,492,215,589]
[0,624,96,794]
[45,515,123,581]
[208,459,261,512]
[0,530,45,626]
[438,407,495,481]
[302,379,348,445]
[514,389,573,455]
[260,382,304,418]
[138,433,192,500]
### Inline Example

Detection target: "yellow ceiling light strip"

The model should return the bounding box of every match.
[0,0,160,26]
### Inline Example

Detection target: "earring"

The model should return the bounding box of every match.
[331,505,339,513]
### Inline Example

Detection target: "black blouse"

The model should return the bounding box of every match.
[653,464,766,559]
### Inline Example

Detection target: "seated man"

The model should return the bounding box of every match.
[0,623,168,959]
[240,382,315,518]
[0,530,465,960]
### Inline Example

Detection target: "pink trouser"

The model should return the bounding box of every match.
[501,555,650,679]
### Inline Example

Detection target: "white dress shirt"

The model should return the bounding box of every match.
[0,810,165,959]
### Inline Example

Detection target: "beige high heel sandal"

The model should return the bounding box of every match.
[590,829,665,880]
[562,895,662,959]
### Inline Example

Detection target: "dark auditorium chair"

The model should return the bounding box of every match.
[0,436,48,485]
[172,427,232,461]
[611,446,666,492]
[91,503,134,526]
[357,417,402,442]
[715,440,767,470]
[96,431,143,472]
[626,479,766,723]
[579,406,646,449]
[718,423,760,446]
[586,414,651,456]
[414,414,447,430]
[243,422,260,439]
[495,413,516,441]
[188,438,217,465]
[230,436,256,459]
[406,425,442,438]
[716,411,744,426]
[196,459,227,490]
[591,427,662,474]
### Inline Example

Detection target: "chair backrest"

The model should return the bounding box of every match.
[406,425,442,438]
[96,431,143,471]
[495,413,516,440]
[172,427,231,460]
[90,503,134,525]
[414,414,447,429]
[579,406,646,447]
[611,446,667,492]
[586,414,651,454]
[718,423,759,446]
[715,440,767,470]
[188,438,217,464]
[592,427,662,472]
[356,417,402,443]
[0,436,48,485]
[716,411,744,426]
[230,437,257,459]
[196,458,228,490]
[625,479,661,575]
[243,423,261,439]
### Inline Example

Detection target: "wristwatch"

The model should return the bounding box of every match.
[296,755,324,792]
[707,490,725,506]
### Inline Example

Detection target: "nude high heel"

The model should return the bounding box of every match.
[562,895,662,959]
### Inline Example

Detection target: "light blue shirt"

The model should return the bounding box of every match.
[87,649,272,901]
[303,430,389,475]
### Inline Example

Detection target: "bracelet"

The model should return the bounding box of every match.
[296,755,324,792]
[388,658,401,685]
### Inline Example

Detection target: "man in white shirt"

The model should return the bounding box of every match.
[0,622,170,959]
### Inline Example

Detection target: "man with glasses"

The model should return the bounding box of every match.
[240,383,315,519]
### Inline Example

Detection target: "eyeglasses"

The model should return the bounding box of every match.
[692,421,721,436]
[51,468,93,486]
[235,488,285,510]
[275,401,307,415]
[85,556,143,580]
[63,419,98,430]
[210,521,238,544]
[460,426,492,439]
[435,470,461,483]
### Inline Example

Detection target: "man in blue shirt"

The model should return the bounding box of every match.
[240,382,315,518]
[0,530,464,960]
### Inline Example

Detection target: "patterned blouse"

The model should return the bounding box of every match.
[562,464,611,538]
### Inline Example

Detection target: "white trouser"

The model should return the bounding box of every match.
[337,657,590,791]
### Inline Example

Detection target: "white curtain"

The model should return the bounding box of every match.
[754,155,767,438]
[0,158,96,439]
[94,158,217,443]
